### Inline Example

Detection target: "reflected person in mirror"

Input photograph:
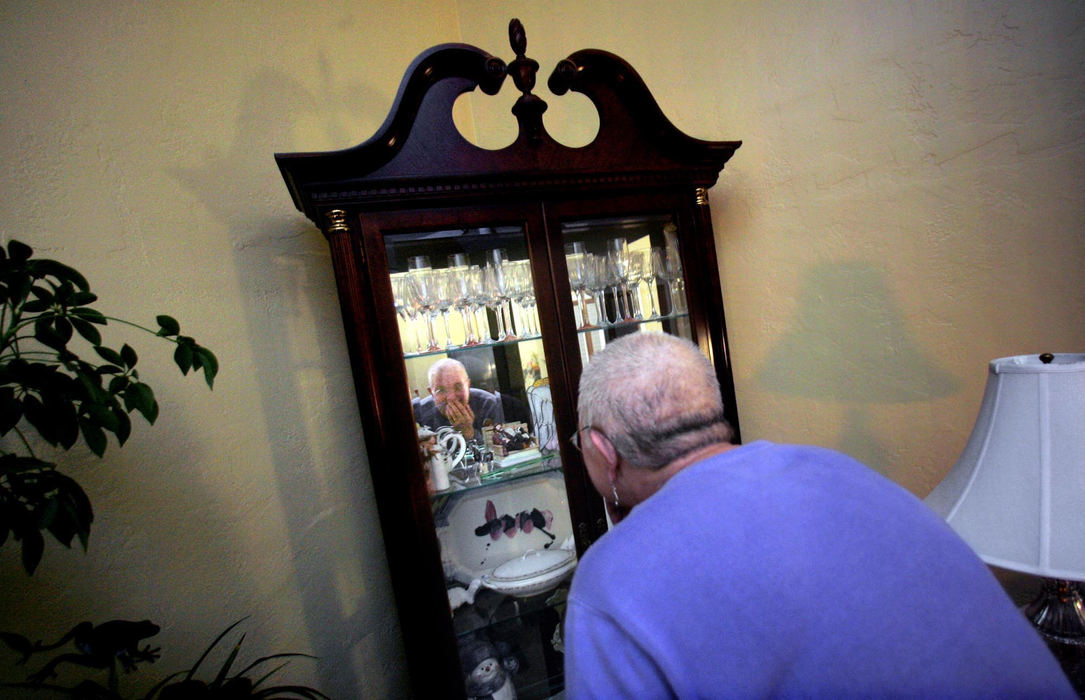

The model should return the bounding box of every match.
[413,358,503,441]
[564,332,1074,699]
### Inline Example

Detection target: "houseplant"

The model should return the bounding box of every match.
[0,240,326,697]
[0,239,217,574]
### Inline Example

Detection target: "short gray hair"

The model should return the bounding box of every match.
[428,358,468,387]
[577,332,732,470]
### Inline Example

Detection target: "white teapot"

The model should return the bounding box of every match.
[418,425,466,492]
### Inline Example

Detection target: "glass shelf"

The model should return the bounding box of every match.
[432,453,562,503]
[574,310,689,336]
[402,312,690,360]
[453,582,569,639]
[404,333,544,360]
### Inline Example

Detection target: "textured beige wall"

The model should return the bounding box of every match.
[1,1,1082,697]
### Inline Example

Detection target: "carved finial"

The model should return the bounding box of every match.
[509,18,526,57]
[507,18,538,97]
[506,18,546,142]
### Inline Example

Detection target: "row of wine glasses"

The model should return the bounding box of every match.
[390,252,540,354]
[565,240,686,328]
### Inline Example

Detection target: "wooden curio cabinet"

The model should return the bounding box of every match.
[276,20,741,699]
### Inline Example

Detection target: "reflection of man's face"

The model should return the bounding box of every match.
[429,366,470,412]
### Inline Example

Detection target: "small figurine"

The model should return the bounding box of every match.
[460,636,517,700]
[0,619,161,685]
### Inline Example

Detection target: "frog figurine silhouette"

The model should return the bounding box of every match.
[0,619,161,685]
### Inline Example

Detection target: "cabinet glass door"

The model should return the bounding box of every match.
[561,213,693,365]
[384,224,572,699]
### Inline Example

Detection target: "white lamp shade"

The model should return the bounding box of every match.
[926,353,1085,581]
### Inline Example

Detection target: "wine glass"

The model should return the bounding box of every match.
[465,265,493,343]
[661,246,686,314]
[406,268,439,351]
[482,261,512,341]
[432,268,456,349]
[447,257,478,346]
[625,248,647,320]
[390,272,423,353]
[648,247,670,316]
[606,238,632,322]
[509,259,539,336]
[566,251,592,329]
[584,253,611,326]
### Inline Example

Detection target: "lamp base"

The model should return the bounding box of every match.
[1022,579,1085,695]
[1023,579,1085,645]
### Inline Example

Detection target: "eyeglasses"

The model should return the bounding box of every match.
[568,426,593,453]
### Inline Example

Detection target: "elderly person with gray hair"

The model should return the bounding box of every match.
[412,358,504,441]
[564,332,1073,699]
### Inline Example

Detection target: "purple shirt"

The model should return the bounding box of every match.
[564,441,1074,698]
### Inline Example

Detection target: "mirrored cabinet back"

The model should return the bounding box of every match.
[276,19,741,699]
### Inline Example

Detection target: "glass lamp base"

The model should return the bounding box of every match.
[1023,579,1085,645]
[1022,580,1085,695]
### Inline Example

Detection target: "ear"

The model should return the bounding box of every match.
[588,428,621,482]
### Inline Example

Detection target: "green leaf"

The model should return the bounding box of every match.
[157,315,180,337]
[71,307,107,324]
[51,471,94,550]
[0,387,22,434]
[195,347,219,389]
[124,382,158,424]
[84,402,120,432]
[107,375,129,394]
[68,291,98,306]
[33,316,68,351]
[70,316,103,346]
[21,299,51,313]
[8,240,33,263]
[46,501,78,548]
[94,345,124,365]
[32,259,90,292]
[45,393,80,450]
[120,343,138,369]
[22,395,57,446]
[174,341,193,374]
[79,417,107,457]
[52,316,73,344]
[20,528,44,575]
[38,494,60,532]
[28,285,55,303]
[112,406,131,445]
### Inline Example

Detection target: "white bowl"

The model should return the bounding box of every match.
[479,548,576,598]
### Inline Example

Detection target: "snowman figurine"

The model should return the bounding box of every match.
[460,637,517,700]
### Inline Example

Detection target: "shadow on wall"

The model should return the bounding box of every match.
[169,67,407,698]
[757,261,959,469]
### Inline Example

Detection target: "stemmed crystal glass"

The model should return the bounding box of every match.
[625,248,647,320]
[606,238,634,322]
[405,256,440,351]
[466,265,493,343]
[509,259,539,337]
[406,271,439,351]
[390,272,423,353]
[639,248,663,318]
[447,255,479,346]
[661,246,686,314]
[432,269,456,349]
[483,254,514,341]
[585,253,611,326]
[566,251,593,329]
[647,247,669,316]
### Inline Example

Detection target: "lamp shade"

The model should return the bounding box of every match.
[926,353,1085,581]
